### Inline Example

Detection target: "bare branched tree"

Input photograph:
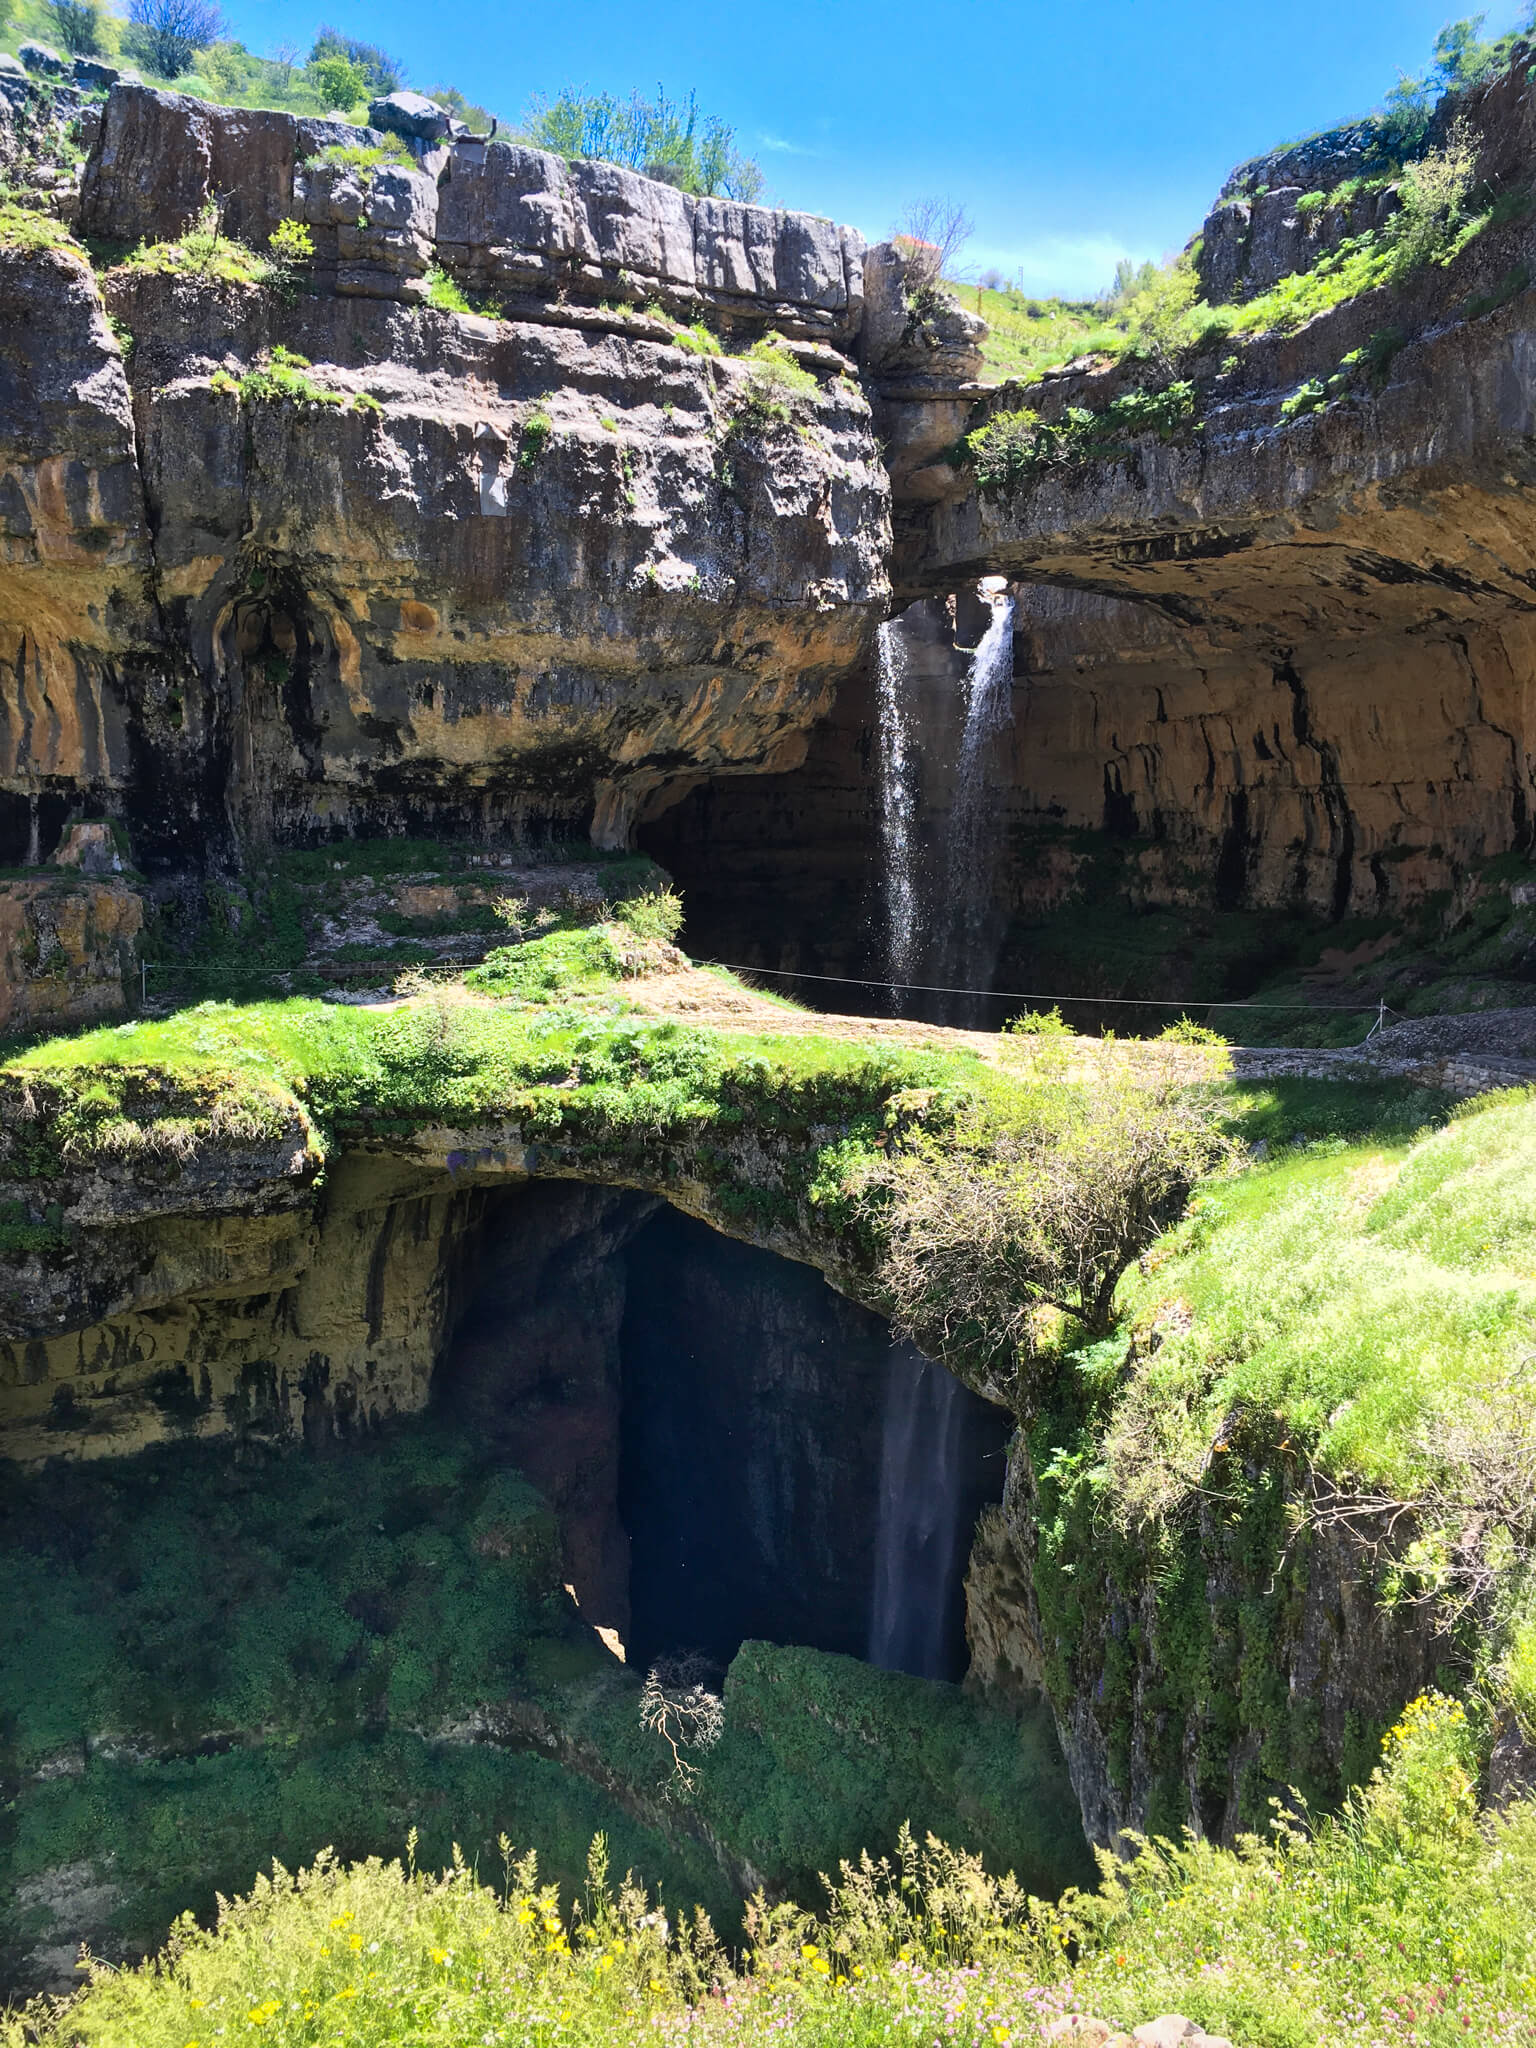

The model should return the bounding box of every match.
[127,0,223,77]
[269,39,299,91]
[639,1656,724,1789]
[893,197,974,290]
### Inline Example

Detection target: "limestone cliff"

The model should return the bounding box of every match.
[1,83,892,878]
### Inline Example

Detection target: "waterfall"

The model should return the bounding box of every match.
[868,1346,968,1680]
[942,589,1017,1008]
[873,621,920,1000]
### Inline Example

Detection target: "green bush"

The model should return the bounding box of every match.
[737,333,820,423]
[210,346,346,407]
[673,320,721,355]
[422,264,472,314]
[306,49,367,110]
[124,203,277,287]
[613,887,684,945]
[964,383,1198,496]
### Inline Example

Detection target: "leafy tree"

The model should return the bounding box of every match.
[126,0,222,77]
[306,49,366,110]
[310,24,404,95]
[523,87,762,201]
[46,0,105,55]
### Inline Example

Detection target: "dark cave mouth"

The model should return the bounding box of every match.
[434,1184,1007,1685]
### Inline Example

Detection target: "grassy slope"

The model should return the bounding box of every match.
[1110,1082,1536,1509]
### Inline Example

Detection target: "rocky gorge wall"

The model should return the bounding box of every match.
[1,82,893,885]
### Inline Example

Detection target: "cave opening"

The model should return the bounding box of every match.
[434,1183,1007,1685]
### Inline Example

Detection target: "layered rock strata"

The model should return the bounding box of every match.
[1,83,896,887]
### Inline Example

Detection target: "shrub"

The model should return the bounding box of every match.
[876,1037,1233,1370]
[737,333,818,423]
[1279,376,1327,420]
[306,48,366,110]
[964,382,1198,496]
[519,408,553,466]
[1294,187,1329,220]
[423,265,473,313]
[673,320,721,355]
[211,346,348,408]
[1389,115,1478,276]
[124,201,275,286]
[613,887,684,945]
[126,0,223,78]
[310,23,404,95]
[267,216,313,275]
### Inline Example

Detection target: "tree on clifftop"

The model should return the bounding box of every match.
[126,0,223,77]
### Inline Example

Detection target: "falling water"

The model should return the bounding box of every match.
[868,1346,968,1680]
[873,620,920,1000]
[941,589,1017,1010]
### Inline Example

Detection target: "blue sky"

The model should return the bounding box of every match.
[222,0,1528,297]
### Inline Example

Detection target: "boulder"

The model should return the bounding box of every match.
[19,40,68,76]
[71,56,120,90]
[0,51,27,80]
[367,90,451,143]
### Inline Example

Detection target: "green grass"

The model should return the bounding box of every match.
[122,206,277,288]
[15,1698,1536,2048]
[1098,1087,1536,1518]
[958,284,1128,385]
[0,201,82,257]
[302,141,414,177]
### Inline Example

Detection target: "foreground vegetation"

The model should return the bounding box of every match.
[11,1696,1535,2048]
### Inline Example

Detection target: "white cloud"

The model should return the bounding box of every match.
[967,232,1157,302]
[758,132,822,156]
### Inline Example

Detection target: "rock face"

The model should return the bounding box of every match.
[1,84,894,874]
[0,873,141,1032]
[79,86,870,341]
[965,1448,1445,1854]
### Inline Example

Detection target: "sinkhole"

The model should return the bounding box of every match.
[435,1183,1008,1683]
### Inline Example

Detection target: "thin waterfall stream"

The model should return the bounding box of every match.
[874,619,920,1003]
[868,1347,968,1680]
[942,587,1017,1007]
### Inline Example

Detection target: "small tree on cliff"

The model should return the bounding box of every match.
[893,196,973,290]
[126,0,223,77]
[873,1033,1232,1398]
